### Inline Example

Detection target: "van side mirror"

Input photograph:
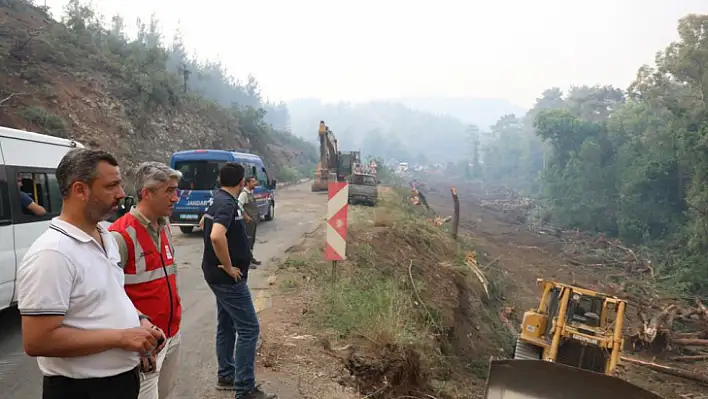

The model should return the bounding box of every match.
[269,179,277,189]
[106,196,135,222]
[119,196,135,216]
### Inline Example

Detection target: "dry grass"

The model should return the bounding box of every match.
[282,188,514,398]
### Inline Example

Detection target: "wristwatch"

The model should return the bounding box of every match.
[138,314,152,323]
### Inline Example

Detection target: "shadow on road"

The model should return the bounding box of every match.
[0,306,22,343]
[0,305,33,396]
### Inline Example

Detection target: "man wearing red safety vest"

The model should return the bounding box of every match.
[109,162,183,399]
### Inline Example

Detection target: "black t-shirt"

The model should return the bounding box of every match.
[201,189,252,285]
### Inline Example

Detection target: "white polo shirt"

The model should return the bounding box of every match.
[17,218,141,378]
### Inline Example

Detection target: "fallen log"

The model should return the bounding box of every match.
[621,356,708,386]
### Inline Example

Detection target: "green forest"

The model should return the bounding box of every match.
[470,14,708,296]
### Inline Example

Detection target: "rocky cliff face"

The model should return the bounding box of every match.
[0,0,316,180]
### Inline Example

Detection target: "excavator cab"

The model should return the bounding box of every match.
[483,279,662,399]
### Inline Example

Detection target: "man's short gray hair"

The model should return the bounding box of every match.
[134,162,182,201]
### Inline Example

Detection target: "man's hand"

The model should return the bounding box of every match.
[140,318,167,353]
[244,213,252,223]
[118,327,163,354]
[140,354,158,373]
[218,264,242,280]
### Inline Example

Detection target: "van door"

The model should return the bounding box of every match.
[255,165,274,220]
[0,146,16,310]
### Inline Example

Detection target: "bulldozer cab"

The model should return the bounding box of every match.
[482,280,662,399]
[517,279,626,374]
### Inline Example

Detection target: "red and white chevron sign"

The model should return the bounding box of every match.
[325,182,349,261]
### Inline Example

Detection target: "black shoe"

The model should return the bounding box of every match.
[251,258,262,266]
[216,376,236,391]
[239,384,278,399]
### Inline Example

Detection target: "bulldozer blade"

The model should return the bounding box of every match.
[483,359,663,399]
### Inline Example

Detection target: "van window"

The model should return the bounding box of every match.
[174,160,225,190]
[242,162,257,180]
[256,166,268,186]
[47,174,62,213]
[18,171,62,215]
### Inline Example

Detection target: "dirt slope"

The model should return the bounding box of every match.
[0,1,315,178]
[421,179,707,399]
[253,187,510,399]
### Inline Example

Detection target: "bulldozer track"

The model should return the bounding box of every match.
[512,337,542,360]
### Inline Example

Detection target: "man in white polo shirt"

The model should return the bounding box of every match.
[17,148,165,399]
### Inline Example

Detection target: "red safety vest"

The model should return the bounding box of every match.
[109,213,181,338]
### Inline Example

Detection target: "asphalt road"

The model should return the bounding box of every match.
[0,182,327,399]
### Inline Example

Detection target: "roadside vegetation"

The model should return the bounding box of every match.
[279,188,511,398]
[456,14,708,298]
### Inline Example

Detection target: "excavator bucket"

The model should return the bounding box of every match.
[483,359,663,399]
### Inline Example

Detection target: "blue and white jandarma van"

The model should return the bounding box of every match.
[169,149,276,233]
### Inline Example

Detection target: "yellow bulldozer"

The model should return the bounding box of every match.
[484,279,662,399]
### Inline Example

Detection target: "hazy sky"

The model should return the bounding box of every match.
[45,0,708,108]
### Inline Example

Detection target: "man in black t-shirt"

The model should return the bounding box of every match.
[201,162,277,399]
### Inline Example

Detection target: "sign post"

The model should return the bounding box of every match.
[326,182,349,283]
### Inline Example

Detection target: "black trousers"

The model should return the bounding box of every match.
[42,366,140,399]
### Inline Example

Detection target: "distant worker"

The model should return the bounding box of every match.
[238,176,261,267]
[109,162,183,399]
[17,174,46,216]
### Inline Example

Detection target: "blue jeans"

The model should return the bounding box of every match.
[209,280,260,397]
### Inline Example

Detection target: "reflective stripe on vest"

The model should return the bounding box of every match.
[112,218,176,285]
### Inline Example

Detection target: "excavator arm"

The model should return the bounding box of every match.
[312,121,339,191]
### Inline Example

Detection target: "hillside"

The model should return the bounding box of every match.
[0,0,316,181]
[395,96,527,128]
[288,99,472,162]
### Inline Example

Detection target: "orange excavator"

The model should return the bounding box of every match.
[311,121,360,191]
[312,121,338,192]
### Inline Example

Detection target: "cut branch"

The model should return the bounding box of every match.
[0,92,27,107]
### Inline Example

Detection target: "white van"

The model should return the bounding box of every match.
[0,126,84,311]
